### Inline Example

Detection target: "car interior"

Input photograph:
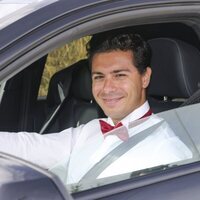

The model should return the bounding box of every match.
[0,22,200,135]
[38,36,200,135]
[148,37,200,112]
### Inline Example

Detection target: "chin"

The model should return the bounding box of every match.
[106,112,124,120]
[103,105,125,117]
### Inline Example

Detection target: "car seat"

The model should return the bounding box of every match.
[41,59,105,134]
[148,38,200,113]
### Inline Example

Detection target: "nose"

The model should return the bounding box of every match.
[102,77,116,94]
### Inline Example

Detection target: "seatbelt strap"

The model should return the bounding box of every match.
[78,120,164,184]
[180,88,200,107]
[39,82,69,134]
[39,104,62,134]
[57,82,65,102]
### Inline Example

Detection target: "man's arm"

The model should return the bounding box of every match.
[0,129,75,169]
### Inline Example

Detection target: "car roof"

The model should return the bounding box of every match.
[0,0,200,77]
[0,0,59,29]
[0,0,192,50]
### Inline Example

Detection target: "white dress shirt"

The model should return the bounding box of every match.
[0,101,192,185]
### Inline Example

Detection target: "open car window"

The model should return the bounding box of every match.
[0,27,200,193]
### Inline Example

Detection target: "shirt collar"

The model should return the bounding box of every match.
[106,101,150,128]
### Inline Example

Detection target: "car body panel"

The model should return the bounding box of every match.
[0,0,59,30]
[72,161,200,200]
[0,152,72,200]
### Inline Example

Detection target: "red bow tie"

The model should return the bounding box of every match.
[140,109,152,119]
[99,120,128,141]
[99,120,123,134]
[99,109,152,141]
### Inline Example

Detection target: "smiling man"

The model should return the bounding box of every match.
[0,32,192,185]
[91,48,151,125]
[90,33,152,124]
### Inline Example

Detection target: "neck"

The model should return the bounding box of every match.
[110,101,150,125]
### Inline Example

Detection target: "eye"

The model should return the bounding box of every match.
[92,75,104,81]
[115,73,127,78]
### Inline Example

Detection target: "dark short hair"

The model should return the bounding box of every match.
[87,32,151,74]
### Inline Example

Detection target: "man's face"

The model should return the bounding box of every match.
[91,50,151,124]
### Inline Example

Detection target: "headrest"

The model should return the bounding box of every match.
[148,38,200,98]
[70,59,93,101]
[46,60,87,107]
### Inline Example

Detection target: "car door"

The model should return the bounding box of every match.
[0,152,72,200]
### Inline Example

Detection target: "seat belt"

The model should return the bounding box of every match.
[78,120,164,184]
[39,82,68,134]
[180,88,200,107]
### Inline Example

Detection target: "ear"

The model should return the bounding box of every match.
[142,67,152,88]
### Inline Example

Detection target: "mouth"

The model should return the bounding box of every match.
[102,97,123,107]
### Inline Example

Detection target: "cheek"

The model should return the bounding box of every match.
[121,80,136,93]
[122,80,141,100]
[92,83,101,98]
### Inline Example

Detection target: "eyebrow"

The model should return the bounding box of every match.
[91,71,103,76]
[92,69,131,76]
[111,69,131,74]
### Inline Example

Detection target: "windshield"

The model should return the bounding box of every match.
[66,103,200,193]
[0,0,58,29]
